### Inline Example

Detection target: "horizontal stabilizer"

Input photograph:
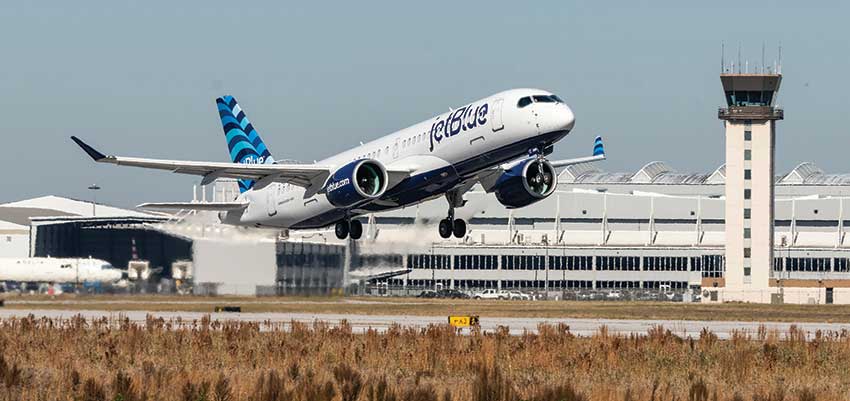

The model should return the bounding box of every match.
[137,202,248,211]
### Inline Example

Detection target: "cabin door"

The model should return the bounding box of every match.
[491,98,504,132]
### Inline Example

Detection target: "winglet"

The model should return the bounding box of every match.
[593,136,605,157]
[70,136,107,161]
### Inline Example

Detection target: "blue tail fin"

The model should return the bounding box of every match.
[216,96,275,192]
[593,136,605,157]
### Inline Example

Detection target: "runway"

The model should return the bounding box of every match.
[0,308,847,339]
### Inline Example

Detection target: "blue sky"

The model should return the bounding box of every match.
[1,1,847,206]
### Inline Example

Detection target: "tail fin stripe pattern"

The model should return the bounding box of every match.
[229,142,257,161]
[215,95,275,193]
[220,115,241,127]
[593,136,605,156]
[224,128,252,143]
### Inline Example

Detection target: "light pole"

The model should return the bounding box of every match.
[88,184,101,216]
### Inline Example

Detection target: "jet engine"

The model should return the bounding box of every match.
[325,159,388,208]
[493,158,557,208]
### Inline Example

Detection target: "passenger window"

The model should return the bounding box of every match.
[517,97,532,108]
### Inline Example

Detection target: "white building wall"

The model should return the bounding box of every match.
[192,238,277,296]
[0,220,29,258]
[0,233,28,258]
[751,120,776,290]
[725,119,775,294]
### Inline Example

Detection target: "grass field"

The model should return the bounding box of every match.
[4,294,850,323]
[0,314,846,401]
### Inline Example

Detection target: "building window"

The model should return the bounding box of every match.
[5,236,10,243]
[744,248,751,258]
[744,189,751,200]
[744,228,751,239]
[744,130,752,141]
[744,208,751,219]
[744,267,751,276]
[744,150,751,160]
[744,169,751,180]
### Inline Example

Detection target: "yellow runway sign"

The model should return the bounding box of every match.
[448,315,479,328]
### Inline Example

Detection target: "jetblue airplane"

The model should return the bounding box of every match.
[71,89,605,240]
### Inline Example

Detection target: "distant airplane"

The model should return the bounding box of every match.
[72,89,605,240]
[0,257,123,284]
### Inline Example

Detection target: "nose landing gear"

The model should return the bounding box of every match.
[334,219,363,240]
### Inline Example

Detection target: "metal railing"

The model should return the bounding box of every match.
[718,106,784,120]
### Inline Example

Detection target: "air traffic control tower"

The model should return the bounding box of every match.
[719,72,783,301]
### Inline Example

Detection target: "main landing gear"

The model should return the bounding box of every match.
[335,219,363,240]
[439,190,467,239]
[438,215,466,239]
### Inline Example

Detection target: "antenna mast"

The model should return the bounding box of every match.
[761,42,766,74]
[737,42,742,73]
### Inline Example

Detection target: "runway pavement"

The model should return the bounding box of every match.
[0,308,847,339]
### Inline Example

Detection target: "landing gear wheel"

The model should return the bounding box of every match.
[438,219,453,239]
[349,220,363,240]
[452,219,466,238]
[335,221,350,240]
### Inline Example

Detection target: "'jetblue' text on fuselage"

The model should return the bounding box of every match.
[429,103,488,151]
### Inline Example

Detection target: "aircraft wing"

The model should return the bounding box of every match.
[71,136,332,189]
[137,202,249,211]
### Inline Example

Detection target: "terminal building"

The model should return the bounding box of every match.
[356,159,850,304]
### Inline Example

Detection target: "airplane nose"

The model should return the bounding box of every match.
[562,105,576,131]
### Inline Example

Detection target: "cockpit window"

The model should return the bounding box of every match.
[101,264,114,270]
[551,95,564,103]
[532,95,556,103]
[517,97,532,108]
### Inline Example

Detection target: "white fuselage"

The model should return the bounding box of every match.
[227,88,575,229]
[0,257,122,284]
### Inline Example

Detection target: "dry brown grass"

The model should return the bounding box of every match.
[0,315,846,400]
[7,294,850,323]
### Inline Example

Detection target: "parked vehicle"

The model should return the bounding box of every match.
[506,290,531,300]
[435,289,470,299]
[417,290,438,298]
[473,289,509,300]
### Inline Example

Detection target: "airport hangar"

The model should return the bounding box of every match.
[0,194,347,296]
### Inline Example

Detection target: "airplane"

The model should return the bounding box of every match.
[71,88,605,240]
[0,257,123,285]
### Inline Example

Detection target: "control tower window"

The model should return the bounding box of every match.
[517,97,532,108]
[725,91,774,107]
[532,95,556,103]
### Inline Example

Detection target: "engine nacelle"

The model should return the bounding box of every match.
[325,159,388,208]
[493,158,557,209]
